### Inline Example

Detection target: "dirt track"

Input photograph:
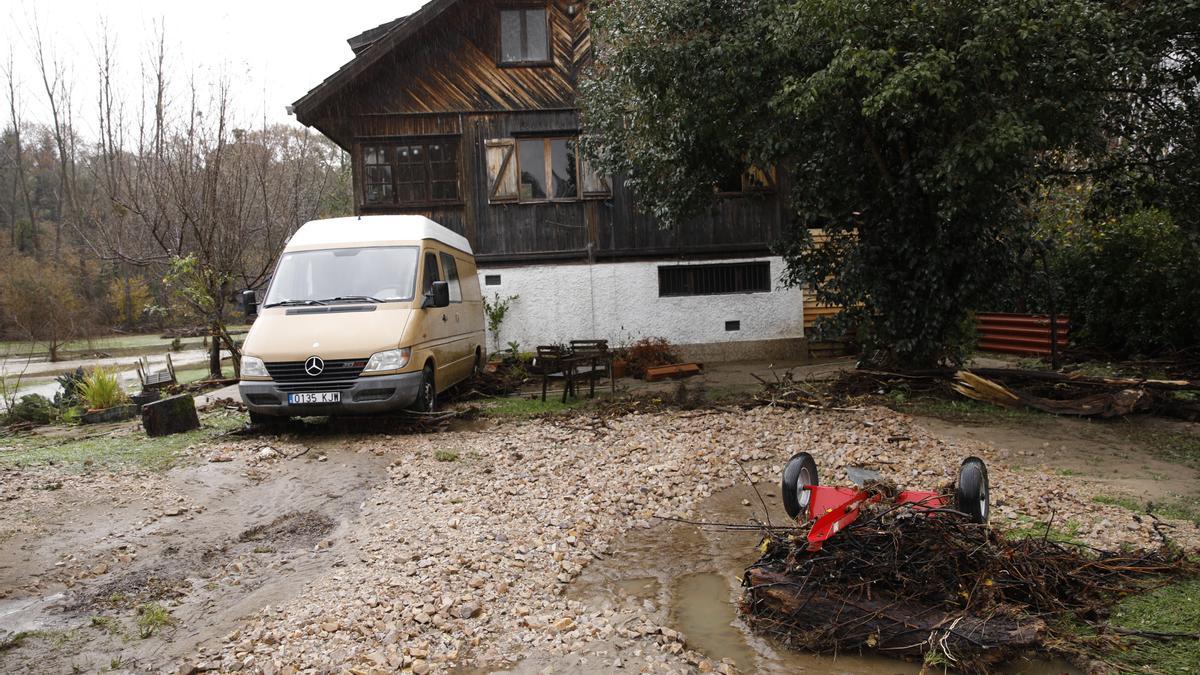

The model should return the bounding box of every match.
[1,405,1197,673]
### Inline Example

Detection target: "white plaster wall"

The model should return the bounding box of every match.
[476,257,804,351]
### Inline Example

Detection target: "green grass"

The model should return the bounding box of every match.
[1093,493,1200,525]
[89,615,123,636]
[0,326,250,357]
[0,413,243,472]
[894,395,1046,424]
[1002,516,1085,546]
[1108,579,1200,674]
[1141,430,1200,470]
[0,629,74,652]
[173,365,234,385]
[135,603,174,638]
[1093,494,1144,512]
[434,450,459,462]
[477,395,593,418]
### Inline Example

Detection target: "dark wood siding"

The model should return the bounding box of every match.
[309,0,784,264]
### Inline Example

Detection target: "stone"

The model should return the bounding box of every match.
[141,394,201,437]
[320,622,339,633]
[453,602,481,620]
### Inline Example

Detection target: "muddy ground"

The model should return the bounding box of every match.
[1,396,1197,674]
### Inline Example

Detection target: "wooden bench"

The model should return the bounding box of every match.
[569,339,615,397]
[537,345,579,403]
[137,353,178,390]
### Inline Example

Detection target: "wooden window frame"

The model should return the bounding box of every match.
[714,162,778,197]
[497,6,552,68]
[516,136,580,203]
[359,138,461,208]
[362,146,394,206]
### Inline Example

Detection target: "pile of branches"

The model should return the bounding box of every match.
[821,366,1200,420]
[742,507,1195,671]
[949,368,1200,419]
[446,362,530,402]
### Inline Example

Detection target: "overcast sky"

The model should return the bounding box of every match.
[2,0,428,137]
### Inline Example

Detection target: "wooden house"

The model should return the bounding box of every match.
[290,0,807,360]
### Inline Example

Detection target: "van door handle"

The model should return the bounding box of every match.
[441,314,447,322]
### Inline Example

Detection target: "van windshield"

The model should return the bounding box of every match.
[263,246,419,307]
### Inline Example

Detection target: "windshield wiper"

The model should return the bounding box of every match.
[263,299,328,308]
[320,296,384,304]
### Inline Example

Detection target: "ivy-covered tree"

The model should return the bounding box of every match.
[580,0,1197,367]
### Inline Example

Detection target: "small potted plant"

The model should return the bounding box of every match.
[611,347,629,379]
[78,368,137,424]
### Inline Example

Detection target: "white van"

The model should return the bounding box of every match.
[238,216,486,422]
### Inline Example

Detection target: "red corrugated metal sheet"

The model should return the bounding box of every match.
[976,313,1068,356]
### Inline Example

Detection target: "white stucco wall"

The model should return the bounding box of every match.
[476,257,804,351]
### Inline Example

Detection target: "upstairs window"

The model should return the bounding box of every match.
[484,136,611,204]
[500,8,549,65]
[715,160,777,195]
[361,139,460,207]
[518,138,577,201]
[363,147,394,204]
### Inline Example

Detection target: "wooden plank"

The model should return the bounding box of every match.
[644,363,702,382]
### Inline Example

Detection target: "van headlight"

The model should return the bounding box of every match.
[363,348,411,373]
[241,355,269,377]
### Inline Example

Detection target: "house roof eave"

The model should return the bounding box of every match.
[291,0,460,125]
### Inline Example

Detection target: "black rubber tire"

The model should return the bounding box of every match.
[249,410,285,428]
[955,456,990,524]
[781,452,819,520]
[411,364,436,413]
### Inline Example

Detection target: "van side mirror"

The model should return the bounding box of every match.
[241,289,258,318]
[423,281,450,309]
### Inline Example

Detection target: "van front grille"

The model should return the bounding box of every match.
[281,381,357,393]
[265,359,367,383]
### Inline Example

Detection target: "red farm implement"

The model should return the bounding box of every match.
[780,453,990,551]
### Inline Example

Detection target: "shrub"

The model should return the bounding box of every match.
[483,293,519,353]
[625,337,681,379]
[1054,209,1200,355]
[77,369,129,410]
[4,394,55,425]
[53,367,87,409]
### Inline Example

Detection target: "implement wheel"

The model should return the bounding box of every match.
[781,452,819,520]
[955,456,990,524]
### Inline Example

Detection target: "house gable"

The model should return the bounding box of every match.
[294,0,592,148]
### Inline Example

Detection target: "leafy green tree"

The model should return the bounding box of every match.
[581,0,1195,367]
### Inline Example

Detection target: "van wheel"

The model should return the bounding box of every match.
[250,411,285,429]
[412,365,436,413]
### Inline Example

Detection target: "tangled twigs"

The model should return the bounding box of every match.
[740,504,1197,672]
[755,370,866,411]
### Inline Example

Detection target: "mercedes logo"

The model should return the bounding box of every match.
[304,356,325,377]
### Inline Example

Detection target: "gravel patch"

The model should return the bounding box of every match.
[193,406,1198,673]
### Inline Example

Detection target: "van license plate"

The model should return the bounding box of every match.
[287,392,341,404]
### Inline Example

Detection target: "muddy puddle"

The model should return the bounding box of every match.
[0,442,389,672]
[571,482,1078,674]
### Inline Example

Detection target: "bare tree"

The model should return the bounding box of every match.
[2,48,38,255]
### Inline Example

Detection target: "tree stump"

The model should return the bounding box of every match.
[141,394,201,437]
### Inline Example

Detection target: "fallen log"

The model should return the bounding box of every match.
[953,371,1154,418]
